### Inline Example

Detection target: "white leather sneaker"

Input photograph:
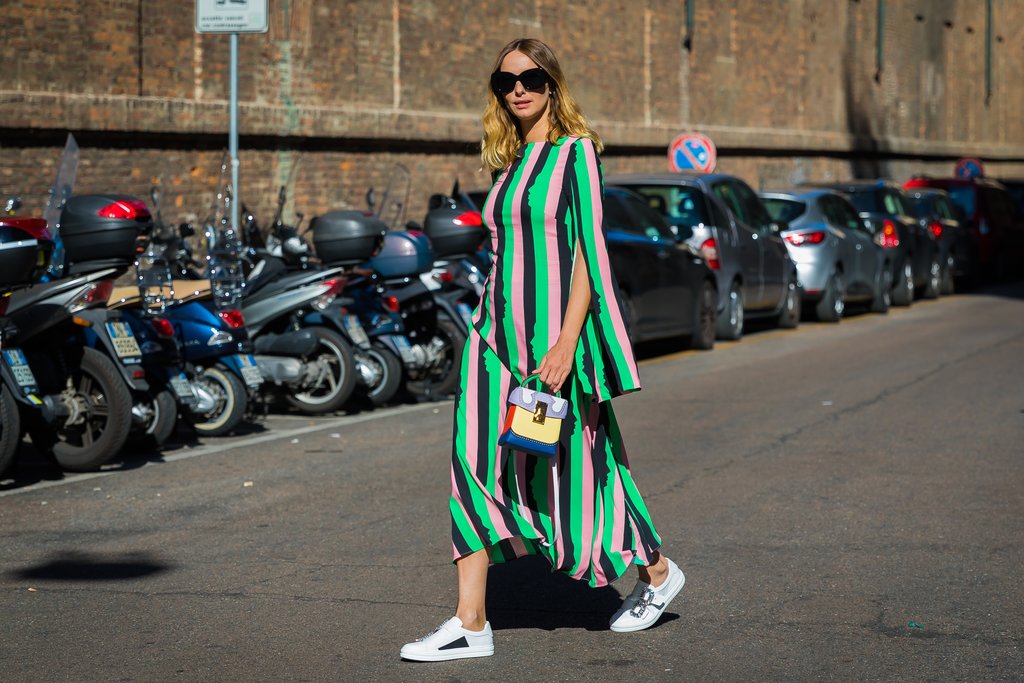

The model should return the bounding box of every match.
[609,558,685,632]
[400,616,494,661]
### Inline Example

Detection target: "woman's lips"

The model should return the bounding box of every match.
[513,100,531,109]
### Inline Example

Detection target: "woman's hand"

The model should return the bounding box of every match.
[536,338,576,394]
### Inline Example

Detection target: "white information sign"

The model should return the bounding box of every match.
[195,0,269,34]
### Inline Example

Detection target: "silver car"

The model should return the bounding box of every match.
[760,189,891,321]
[607,172,800,340]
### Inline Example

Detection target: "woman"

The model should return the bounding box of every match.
[400,38,684,662]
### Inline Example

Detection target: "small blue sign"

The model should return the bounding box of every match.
[668,133,717,173]
[954,157,984,179]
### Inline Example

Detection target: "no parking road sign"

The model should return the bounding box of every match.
[954,157,984,179]
[668,133,717,173]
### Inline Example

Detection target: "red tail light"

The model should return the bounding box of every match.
[384,296,401,313]
[218,309,245,328]
[321,278,347,297]
[150,317,175,338]
[453,211,483,227]
[700,238,720,270]
[98,200,151,221]
[928,221,943,239]
[66,280,115,313]
[432,269,454,284]
[874,219,900,249]
[784,230,827,246]
[0,217,52,240]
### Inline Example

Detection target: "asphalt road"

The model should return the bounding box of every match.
[2,284,1023,682]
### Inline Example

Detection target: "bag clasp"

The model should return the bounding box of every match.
[532,401,547,424]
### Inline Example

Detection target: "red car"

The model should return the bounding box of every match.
[902,176,1024,281]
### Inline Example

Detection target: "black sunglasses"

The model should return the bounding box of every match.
[490,67,549,96]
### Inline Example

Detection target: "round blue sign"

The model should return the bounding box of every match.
[954,157,984,179]
[668,133,717,173]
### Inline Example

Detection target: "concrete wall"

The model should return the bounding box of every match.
[2,0,1022,225]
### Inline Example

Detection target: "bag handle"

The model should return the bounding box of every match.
[520,372,560,397]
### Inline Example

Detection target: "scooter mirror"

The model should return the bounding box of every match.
[366,188,376,212]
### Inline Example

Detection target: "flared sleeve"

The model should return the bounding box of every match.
[564,136,642,402]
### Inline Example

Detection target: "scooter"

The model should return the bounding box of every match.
[0,211,54,476]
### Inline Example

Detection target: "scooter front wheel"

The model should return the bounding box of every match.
[126,388,178,451]
[362,342,403,407]
[187,364,247,437]
[405,314,467,400]
[285,326,356,414]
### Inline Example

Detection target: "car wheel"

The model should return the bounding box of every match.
[870,262,893,314]
[815,270,844,323]
[940,253,955,295]
[777,279,800,329]
[690,280,716,350]
[716,282,743,341]
[891,259,914,307]
[922,256,941,299]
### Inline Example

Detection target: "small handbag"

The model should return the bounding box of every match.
[498,373,569,547]
[498,373,569,458]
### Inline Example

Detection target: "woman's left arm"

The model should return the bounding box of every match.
[536,242,589,392]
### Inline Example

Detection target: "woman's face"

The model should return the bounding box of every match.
[498,51,551,125]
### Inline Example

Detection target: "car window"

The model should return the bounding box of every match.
[846,191,877,213]
[621,184,710,228]
[711,182,744,223]
[945,186,976,217]
[602,194,634,232]
[934,196,955,220]
[762,198,806,224]
[881,190,904,216]
[617,192,675,240]
[709,198,731,228]
[833,196,867,232]
[731,180,774,233]
[980,187,1018,219]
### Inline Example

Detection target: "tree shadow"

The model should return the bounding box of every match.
[485,556,680,632]
[10,550,173,582]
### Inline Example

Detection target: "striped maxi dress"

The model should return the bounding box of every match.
[450,135,662,588]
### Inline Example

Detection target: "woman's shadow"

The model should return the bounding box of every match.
[485,556,679,632]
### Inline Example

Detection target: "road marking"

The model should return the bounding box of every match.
[0,401,442,498]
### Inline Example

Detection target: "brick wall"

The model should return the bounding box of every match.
[2,0,1022,225]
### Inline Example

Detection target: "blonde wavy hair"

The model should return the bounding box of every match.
[481,38,603,172]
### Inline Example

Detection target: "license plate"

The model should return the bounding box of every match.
[105,321,142,359]
[236,354,263,388]
[3,349,38,391]
[392,335,415,364]
[169,373,197,402]
[343,315,371,348]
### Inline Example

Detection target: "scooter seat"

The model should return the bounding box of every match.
[253,329,319,356]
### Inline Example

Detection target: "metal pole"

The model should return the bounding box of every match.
[229,31,240,233]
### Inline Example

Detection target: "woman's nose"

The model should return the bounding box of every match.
[513,81,525,95]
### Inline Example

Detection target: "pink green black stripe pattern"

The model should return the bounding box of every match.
[449,136,661,587]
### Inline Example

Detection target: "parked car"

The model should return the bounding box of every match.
[802,180,938,304]
[998,179,1024,216]
[607,172,800,340]
[903,176,1024,281]
[760,189,890,321]
[902,187,976,293]
[602,187,717,349]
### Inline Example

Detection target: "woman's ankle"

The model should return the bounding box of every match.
[455,609,487,631]
[638,554,669,587]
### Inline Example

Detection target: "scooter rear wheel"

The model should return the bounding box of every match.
[405,314,467,399]
[0,384,20,478]
[188,364,247,437]
[363,342,403,407]
[126,388,178,450]
[285,326,356,414]
[45,347,133,472]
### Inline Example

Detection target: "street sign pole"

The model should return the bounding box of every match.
[229,32,239,234]
[195,0,268,234]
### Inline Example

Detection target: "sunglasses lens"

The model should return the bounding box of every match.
[491,68,548,95]
[518,68,547,92]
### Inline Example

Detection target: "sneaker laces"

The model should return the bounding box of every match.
[418,621,449,641]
